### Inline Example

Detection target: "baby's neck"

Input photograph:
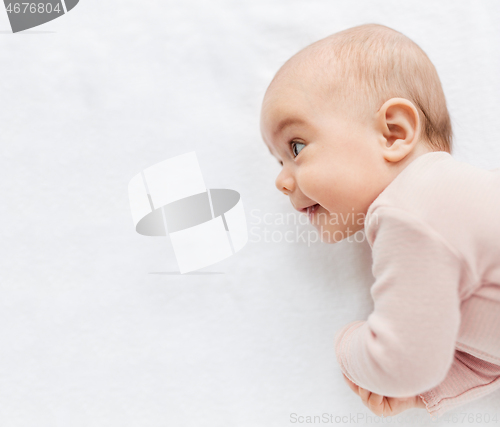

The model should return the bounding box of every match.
[392,142,434,177]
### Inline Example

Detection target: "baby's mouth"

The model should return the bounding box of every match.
[301,203,320,214]
[306,204,320,222]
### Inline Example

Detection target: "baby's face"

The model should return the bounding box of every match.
[260,76,393,243]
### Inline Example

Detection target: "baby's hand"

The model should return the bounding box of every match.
[342,373,426,417]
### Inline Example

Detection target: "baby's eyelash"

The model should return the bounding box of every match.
[289,139,306,157]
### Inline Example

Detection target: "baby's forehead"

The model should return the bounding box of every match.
[262,71,326,113]
[261,89,306,137]
[262,80,340,136]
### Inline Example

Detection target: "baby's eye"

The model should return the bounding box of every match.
[291,140,306,157]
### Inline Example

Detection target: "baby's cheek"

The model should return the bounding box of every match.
[297,165,324,192]
[298,166,335,200]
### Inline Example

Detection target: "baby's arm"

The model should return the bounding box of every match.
[335,206,462,396]
[333,206,500,416]
[337,323,500,417]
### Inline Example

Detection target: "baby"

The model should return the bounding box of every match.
[260,24,500,418]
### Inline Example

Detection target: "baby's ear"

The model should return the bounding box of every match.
[376,98,420,163]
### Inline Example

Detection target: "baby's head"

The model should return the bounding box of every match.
[260,23,452,243]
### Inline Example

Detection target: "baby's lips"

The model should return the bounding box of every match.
[294,203,318,214]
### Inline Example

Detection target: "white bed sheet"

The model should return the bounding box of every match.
[0,0,499,425]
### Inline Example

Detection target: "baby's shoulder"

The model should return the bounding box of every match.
[367,152,500,234]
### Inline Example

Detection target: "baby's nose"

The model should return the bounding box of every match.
[275,169,295,195]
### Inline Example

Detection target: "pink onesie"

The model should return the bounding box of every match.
[334,151,500,418]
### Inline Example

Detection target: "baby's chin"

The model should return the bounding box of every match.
[310,222,343,244]
[311,206,363,243]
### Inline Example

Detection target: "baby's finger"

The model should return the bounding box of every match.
[360,389,385,416]
[358,387,371,405]
[367,392,384,407]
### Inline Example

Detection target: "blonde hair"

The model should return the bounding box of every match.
[272,24,453,153]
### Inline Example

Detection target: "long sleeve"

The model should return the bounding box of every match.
[334,206,465,398]
[418,350,500,417]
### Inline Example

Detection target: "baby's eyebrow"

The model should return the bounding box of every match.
[273,117,306,137]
